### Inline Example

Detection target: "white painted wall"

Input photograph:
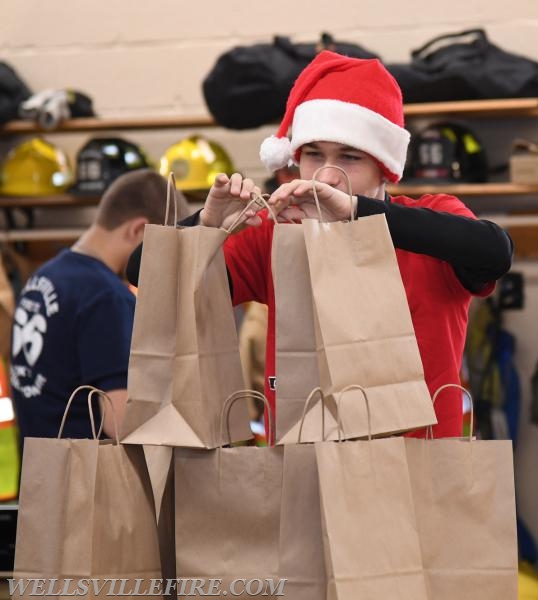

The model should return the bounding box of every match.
[3,0,538,550]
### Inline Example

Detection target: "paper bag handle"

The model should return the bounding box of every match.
[219,389,273,448]
[217,390,272,486]
[88,388,121,444]
[427,384,474,441]
[223,192,278,235]
[297,386,344,443]
[312,165,355,223]
[164,172,179,226]
[336,384,372,441]
[58,385,120,443]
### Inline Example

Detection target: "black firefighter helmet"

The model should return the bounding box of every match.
[405,122,488,183]
[71,137,151,195]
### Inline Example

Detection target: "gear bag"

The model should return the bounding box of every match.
[202,32,378,129]
[388,29,538,103]
[0,61,31,125]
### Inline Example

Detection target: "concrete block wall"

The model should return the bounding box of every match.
[2,0,538,182]
[4,0,538,549]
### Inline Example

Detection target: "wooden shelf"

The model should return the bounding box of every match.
[1,228,84,242]
[0,115,215,135]
[1,98,537,247]
[1,183,536,213]
[0,194,100,209]
[388,182,538,197]
[1,98,538,136]
[403,97,538,118]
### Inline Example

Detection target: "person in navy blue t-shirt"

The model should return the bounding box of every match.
[10,169,186,440]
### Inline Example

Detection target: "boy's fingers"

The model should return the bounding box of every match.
[229,173,244,196]
[270,197,291,215]
[213,173,230,187]
[240,178,255,199]
[269,180,312,205]
[267,182,292,203]
[289,182,319,200]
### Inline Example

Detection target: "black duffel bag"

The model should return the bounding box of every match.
[0,61,31,125]
[202,32,379,129]
[387,29,538,103]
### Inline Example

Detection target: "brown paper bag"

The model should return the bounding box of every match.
[302,166,436,438]
[316,437,428,600]
[313,384,428,600]
[121,176,251,448]
[174,391,326,598]
[272,222,340,444]
[405,385,518,599]
[12,387,162,599]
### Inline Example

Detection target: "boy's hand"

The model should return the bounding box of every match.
[267,179,357,222]
[200,173,263,230]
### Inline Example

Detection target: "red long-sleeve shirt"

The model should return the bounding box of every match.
[224,194,496,443]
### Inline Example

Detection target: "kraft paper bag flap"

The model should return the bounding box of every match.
[122,219,251,448]
[302,213,436,438]
[122,404,206,447]
[277,397,341,445]
[315,437,429,600]
[278,384,435,444]
[143,445,174,517]
[157,456,177,587]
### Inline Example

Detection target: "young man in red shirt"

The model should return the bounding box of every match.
[128,51,512,441]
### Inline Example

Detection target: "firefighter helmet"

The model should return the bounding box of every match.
[159,135,235,191]
[71,137,152,194]
[0,138,73,196]
[406,122,488,182]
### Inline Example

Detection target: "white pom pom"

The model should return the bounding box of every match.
[259,135,292,172]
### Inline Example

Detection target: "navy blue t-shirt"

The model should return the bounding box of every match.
[10,249,135,439]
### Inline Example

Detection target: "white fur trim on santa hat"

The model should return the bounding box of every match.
[290,99,410,180]
[259,135,293,172]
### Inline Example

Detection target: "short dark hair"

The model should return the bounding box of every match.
[95,169,169,230]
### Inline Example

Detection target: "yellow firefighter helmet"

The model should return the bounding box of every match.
[0,137,73,196]
[159,135,235,191]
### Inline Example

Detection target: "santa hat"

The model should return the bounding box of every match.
[259,50,410,182]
